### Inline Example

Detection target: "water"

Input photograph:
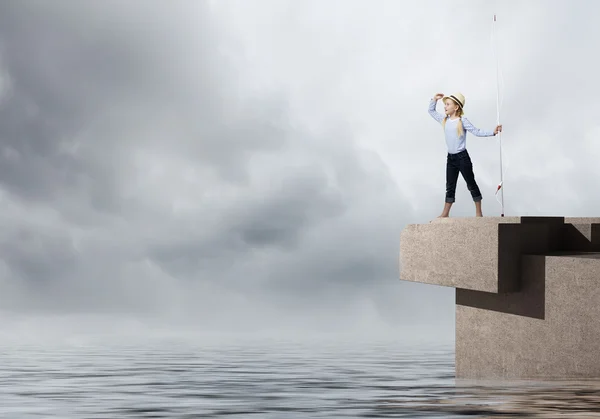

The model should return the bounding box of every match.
[1,336,600,418]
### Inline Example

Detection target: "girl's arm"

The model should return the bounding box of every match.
[428,98,445,124]
[462,117,495,137]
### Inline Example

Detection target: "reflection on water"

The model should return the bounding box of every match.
[1,337,599,418]
[382,379,600,417]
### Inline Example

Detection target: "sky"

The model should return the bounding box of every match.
[0,0,598,343]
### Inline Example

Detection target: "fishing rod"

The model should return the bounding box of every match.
[492,13,505,217]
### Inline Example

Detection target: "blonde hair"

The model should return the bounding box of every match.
[442,99,464,137]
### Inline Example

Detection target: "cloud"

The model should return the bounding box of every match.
[0,1,439,337]
[5,0,597,339]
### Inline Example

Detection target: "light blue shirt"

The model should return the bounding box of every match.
[428,98,495,154]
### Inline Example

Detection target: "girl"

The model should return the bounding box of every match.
[428,92,502,218]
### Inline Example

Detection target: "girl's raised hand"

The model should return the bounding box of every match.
[494,125,503,135]
[434,93,444,100]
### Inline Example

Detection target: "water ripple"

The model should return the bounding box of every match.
[1,339,599,417]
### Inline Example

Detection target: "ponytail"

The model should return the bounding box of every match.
[441,109,465,137]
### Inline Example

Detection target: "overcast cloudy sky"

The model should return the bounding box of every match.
[0,0,598,342]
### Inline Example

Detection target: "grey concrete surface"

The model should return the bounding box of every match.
[399,216,600,379]
[399,217,564,293]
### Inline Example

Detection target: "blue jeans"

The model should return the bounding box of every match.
[445,150,482,203]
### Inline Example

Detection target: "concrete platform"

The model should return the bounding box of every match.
[398,216,600,379]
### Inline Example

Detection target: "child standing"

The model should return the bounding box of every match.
[428,92,502,218]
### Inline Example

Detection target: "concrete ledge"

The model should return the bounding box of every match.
[398,215,600,379]
[399,217,562,293]
[399,217,600,293]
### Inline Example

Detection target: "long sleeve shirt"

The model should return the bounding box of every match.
[428,98,495,154]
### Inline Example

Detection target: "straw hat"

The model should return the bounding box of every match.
[443,92,465,110]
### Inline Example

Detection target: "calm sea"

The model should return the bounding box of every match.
[1,335,599,418]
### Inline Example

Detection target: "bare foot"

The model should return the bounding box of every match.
[431,203,453,221]
[476,213,483,217]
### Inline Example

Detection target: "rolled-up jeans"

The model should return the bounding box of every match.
[445,149,482,203]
